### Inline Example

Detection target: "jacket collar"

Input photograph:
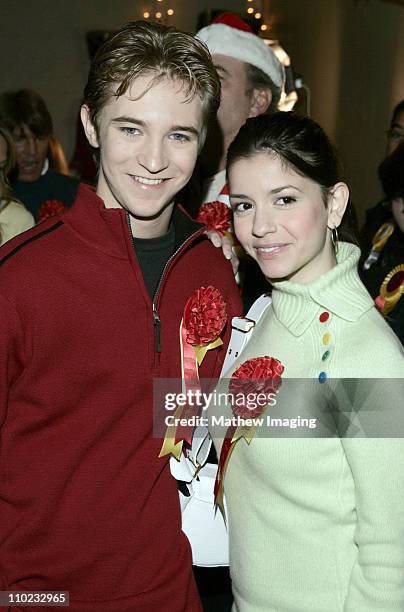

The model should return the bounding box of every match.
[270,242,374,337]
[62,184,204,259]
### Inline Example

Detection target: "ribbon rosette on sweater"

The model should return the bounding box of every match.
[159,286,227,460]
[196,201,232,237]
[38,199,66,221]
[214,356,284,514]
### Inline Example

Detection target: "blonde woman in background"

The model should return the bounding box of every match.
[0,125,34,245]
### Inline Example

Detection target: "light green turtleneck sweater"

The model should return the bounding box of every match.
[214,243,404,612]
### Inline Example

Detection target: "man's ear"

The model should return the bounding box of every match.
[327,182,349,229]
[80,105,99,148]
[248,88,272,118]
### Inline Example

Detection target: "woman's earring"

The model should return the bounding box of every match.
[331,226,339,254]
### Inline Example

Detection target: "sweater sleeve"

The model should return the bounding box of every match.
[0,201,35,245]
[341,377,404,611]
[0,293,26,428]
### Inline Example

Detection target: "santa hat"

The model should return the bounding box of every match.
[196,12,284,89]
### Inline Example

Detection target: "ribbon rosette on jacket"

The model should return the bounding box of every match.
[159,286,227,461]
[214,356,284,515]
[38,200,66,222]
[196,201,232,237]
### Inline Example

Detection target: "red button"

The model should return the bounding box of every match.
[319,311,329,323]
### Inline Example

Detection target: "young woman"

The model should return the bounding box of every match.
[0,125,34,244]
[215,112,404,611]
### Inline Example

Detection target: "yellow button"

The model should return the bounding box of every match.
[323,332,331,345]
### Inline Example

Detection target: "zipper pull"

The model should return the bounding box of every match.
[153,303,161,353]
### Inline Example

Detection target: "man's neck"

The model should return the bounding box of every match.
[128,204,173,239]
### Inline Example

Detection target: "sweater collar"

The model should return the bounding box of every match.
[270,242,374,336]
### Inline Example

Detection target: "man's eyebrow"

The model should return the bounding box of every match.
[111,116,145,126]
[170,125,200,137]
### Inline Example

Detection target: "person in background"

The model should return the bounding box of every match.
[0,89,79,221]
[360,99,404,244]
[0,21,241,611]
[195,12,284,209]
[0,124,34,244]
[360,140,404,343]
[386,99,404,157]
[213,111,404,611]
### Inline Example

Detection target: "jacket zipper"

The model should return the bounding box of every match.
[126,212,203,356]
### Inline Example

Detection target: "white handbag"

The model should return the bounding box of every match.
[171,294,272,566]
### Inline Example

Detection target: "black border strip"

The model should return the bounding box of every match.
[0,221,64,267]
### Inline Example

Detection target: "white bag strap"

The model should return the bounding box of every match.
[220,293,272,378]
[170,293,272,482]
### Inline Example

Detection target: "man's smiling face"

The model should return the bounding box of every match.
[81,74,204,237]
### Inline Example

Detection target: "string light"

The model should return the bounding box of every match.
[247,7,254,14]
[260,24,268,31]
[156,11,162,18]
[167,8,174,15]
[143,11,150,18]
[255,12,262,19]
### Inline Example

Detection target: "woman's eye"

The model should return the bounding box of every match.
[232,201,253,215]
[277,196,296,206]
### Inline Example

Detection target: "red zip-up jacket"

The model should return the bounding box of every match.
[0,185,242,611]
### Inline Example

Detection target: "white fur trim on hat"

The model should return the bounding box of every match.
[196,23,284,89]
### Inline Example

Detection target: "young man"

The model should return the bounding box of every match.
[0,21,241,611]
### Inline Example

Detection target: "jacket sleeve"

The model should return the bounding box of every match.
[341,377,404,611]
[0,293,26,428]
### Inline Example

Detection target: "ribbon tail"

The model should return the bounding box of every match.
[214,425,238,519]
[158,404,184,460]
[158,437,183,460]
[194,337,223,366]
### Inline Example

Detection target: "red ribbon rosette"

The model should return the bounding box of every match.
[184,285,227,363]
[196,201,232,237]
[215,356,284,515]
[159,286,227,460]
[229,357,284,418]
[38,200,66,221]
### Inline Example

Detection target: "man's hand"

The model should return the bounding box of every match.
[207,230,239,276]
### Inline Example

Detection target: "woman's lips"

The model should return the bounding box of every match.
[255,244,290,258]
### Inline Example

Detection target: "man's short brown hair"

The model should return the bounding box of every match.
[83,21,221,144]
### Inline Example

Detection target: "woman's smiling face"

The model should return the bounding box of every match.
[229,152,342,284]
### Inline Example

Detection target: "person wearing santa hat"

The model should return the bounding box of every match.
[195,12,284,210]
